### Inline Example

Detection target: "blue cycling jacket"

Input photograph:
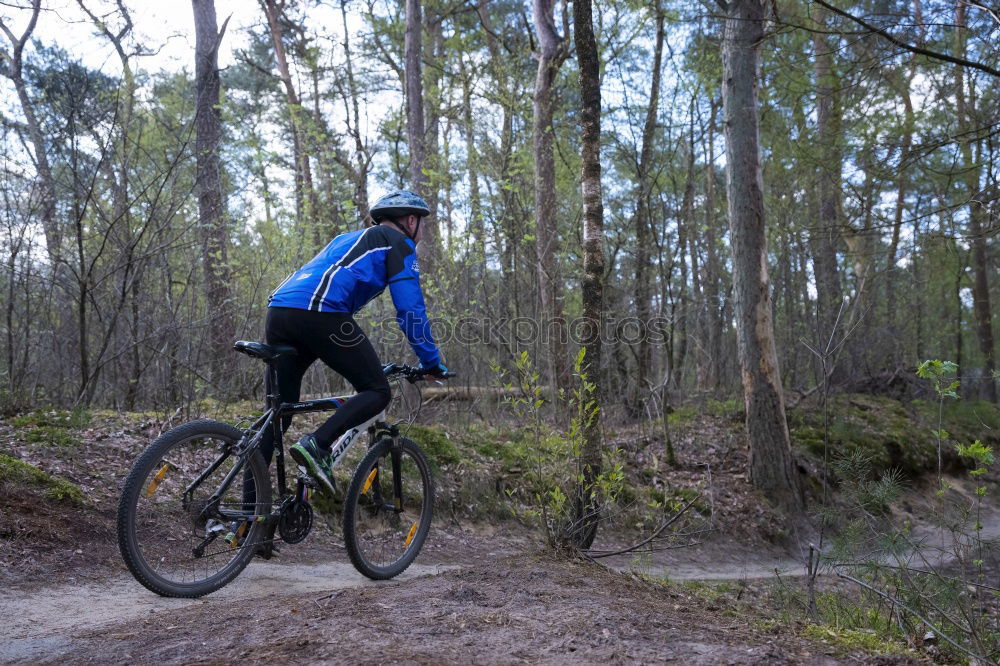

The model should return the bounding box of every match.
[268,225,440,366]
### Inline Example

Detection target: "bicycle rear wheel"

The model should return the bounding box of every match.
[117,419,272,597]
[343,437,433,579]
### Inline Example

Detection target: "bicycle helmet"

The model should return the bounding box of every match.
[370,190,431,222]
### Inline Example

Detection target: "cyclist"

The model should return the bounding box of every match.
[262,189,448,496]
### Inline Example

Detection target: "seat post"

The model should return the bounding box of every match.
[265,360,282,413]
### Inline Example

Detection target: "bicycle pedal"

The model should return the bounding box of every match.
[297,467,318,485]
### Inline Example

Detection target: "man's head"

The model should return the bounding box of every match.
[370,190,430,242]
[384,213,424,242]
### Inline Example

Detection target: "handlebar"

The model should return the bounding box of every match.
[382,363,457,383]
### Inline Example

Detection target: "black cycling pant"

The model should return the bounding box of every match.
[259,307,391,461]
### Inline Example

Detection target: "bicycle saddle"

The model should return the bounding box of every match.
[233,340,298,361]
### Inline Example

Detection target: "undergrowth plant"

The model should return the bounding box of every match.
[823,361,998,664]
[491,349,623,550]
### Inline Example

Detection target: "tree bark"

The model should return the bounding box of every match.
[0,0,59,263]
[703,99,723,390]
[885,61,915,363]
[954,2,996,402]
[574,0,605,546]
[720,0,800,507]
[261,0,317,239]
[673,129,695,390]
[532,0,570,396]
[405,0,435,271]
[459,53,483,267]
[193,0,235,386]
[810,5,842,348]
[631,0,664,407]
[340,0,369,220]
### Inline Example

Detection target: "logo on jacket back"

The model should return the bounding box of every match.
[411,258,420,274]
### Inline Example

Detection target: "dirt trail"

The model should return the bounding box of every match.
[5,508,997,664]
[636,505,1000,582]
[0,560,456,664]
[13,555,880,666]
[1,549,801,664]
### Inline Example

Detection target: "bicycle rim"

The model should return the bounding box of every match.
[343,438,433,579]
[119,420,270,597]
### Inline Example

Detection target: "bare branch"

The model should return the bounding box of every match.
[836,572,992,664]
[0,0,39,79]
[813,0,1000,77]
[584,497,700,558]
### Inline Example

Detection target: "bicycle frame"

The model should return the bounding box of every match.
[193,362,401,521]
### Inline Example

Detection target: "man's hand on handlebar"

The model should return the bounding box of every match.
[419,361,451,379]
[382,362,456,382]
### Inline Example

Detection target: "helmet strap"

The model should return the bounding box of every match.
[389,215,420,241]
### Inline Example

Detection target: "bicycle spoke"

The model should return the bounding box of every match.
[344,438,432,579]
[119,420,272,596]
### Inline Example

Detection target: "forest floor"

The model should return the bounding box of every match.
[1,398,997,664]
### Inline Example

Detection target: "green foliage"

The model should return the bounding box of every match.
[801,624,908,656]
[0,454,85,504]
[23,426,80,448]
[704,398,744,420]
[8,409,90,448]
[821,362,999,662]
[916,360,960,400]
[405,424,461,466]
[9,408,91,429]
[491,349,622,548]
[665,406,698,425]
[829,452,905,516]
[788,394,937,476]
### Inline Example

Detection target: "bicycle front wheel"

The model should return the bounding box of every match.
[343,437,433,579]
[117,419,272,597]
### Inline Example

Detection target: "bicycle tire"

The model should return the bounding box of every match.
[117,419,272,598]
[342,437,433,580]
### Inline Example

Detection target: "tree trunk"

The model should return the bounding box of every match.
[424,9,443,219]
[340,0,369,220]
[704,99,723,390]
[885,61,915,365]
[673,132,695,390]
[460,53,484,268]
[631,0,664,408]
[405,0,435,271]
[193,0,235,387]
[573,0,605,547]
[720,0,800,507]
[0,1,60,263]
[810,5,842,349]
[261,0,317,239]
[955,2,997,402]
[533,0,570,396]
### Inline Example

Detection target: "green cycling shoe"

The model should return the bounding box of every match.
[289,434,336,495]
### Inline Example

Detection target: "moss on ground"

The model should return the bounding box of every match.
[405,424,462,466]
[801,624,910,657]
[9,408,91,429]
[788,393,999,477]
[0,454,85,503]
[23,426,80,448]
[7,409,89,448]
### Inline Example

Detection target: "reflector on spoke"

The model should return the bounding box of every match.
[362,468,378,494]
[145,461,175,497]
[405,521,419,547]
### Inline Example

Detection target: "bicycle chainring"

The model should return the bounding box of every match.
[278,498,313,544]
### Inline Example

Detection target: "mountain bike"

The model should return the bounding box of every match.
[117,340,453,598]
